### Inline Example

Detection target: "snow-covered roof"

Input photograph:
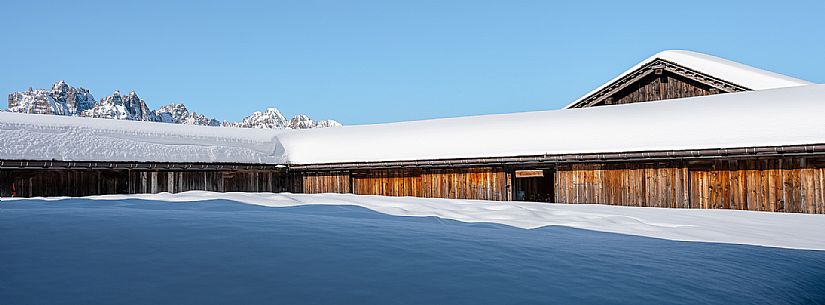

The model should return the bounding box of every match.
[278,84,825,164]
[0,112,287,164]
[563,50,813,109]
[2,84,825,166]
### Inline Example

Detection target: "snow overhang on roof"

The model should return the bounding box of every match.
[0,112,289,164]
[2,84,825,166]
[278,84,825,164]
[563,50,814,109]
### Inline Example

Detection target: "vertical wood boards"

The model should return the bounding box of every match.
[4,157,825,214]
[129,170,288,194]
[300,171,351,194]
[553,158,825,213]
[608,73,717,106]
[554,162,690,208]
[0,169,288,197]
[688,158,824,213]
[343,167,507,200]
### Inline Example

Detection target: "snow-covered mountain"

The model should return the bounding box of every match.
[154,103,220,126]
[7,81,342,129]
[8,80,95,116]
[226,108,342,129]
[229,107,290,129]
[82,90,154,121]
[315,119,343,128]
[288,114,315,129]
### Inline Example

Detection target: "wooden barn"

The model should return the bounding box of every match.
[3,50,824,214]
[279,50,822,213]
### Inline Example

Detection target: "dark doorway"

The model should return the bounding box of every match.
[512,169,554,202]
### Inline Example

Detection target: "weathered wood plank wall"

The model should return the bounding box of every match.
[610,73,717,106]
[554,163,690,208]
[300,171,351,194]
[555,158,825,213]
[351,169,423,197]
[420,168,508,200]
[0,170,129,197]
[689,159,825,213]
[302,167,509,200]
[127,170,288,194]
[5,157,825,214]
[0,169,288,197]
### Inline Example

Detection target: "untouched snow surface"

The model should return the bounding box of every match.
[4,197,824,305]
[0,112,287,163]
[653,50,813,89]
[278,84,825,164]
[39,191,825,250]
[564,50,813,108]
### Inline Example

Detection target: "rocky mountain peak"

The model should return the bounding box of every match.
[228,108,342,129]
[51,80,69,94]
[8,81,343,129]
[8,80,95,116]
[231,107,289,129]
[315,119,343,128]
[83,89,153,121]
[154,103,220,126]
[288,114,315,129]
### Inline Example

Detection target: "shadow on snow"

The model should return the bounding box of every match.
[1,198,824,305]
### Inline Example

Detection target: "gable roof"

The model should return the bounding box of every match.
[564,50,813,109]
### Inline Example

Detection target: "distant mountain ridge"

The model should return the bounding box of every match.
[8,80,96,116]
[6,81,342,129]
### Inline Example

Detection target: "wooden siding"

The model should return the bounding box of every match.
[0,169,288,197]
[555,163,690,208]
[345,167,509,200]
[421,168,508,200]
[127,170,288,194]
[609,73,718,106]
[300,171,351,194]
[352,169,423,197]
[689,159,825,213]
[555,158,825,213]
[0,170,128,197]
[4,157,825,214]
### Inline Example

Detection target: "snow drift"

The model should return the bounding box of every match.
[45,191,825,250]
[4,196,824,305]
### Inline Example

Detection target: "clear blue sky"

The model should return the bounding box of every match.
[2,0,823,124]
